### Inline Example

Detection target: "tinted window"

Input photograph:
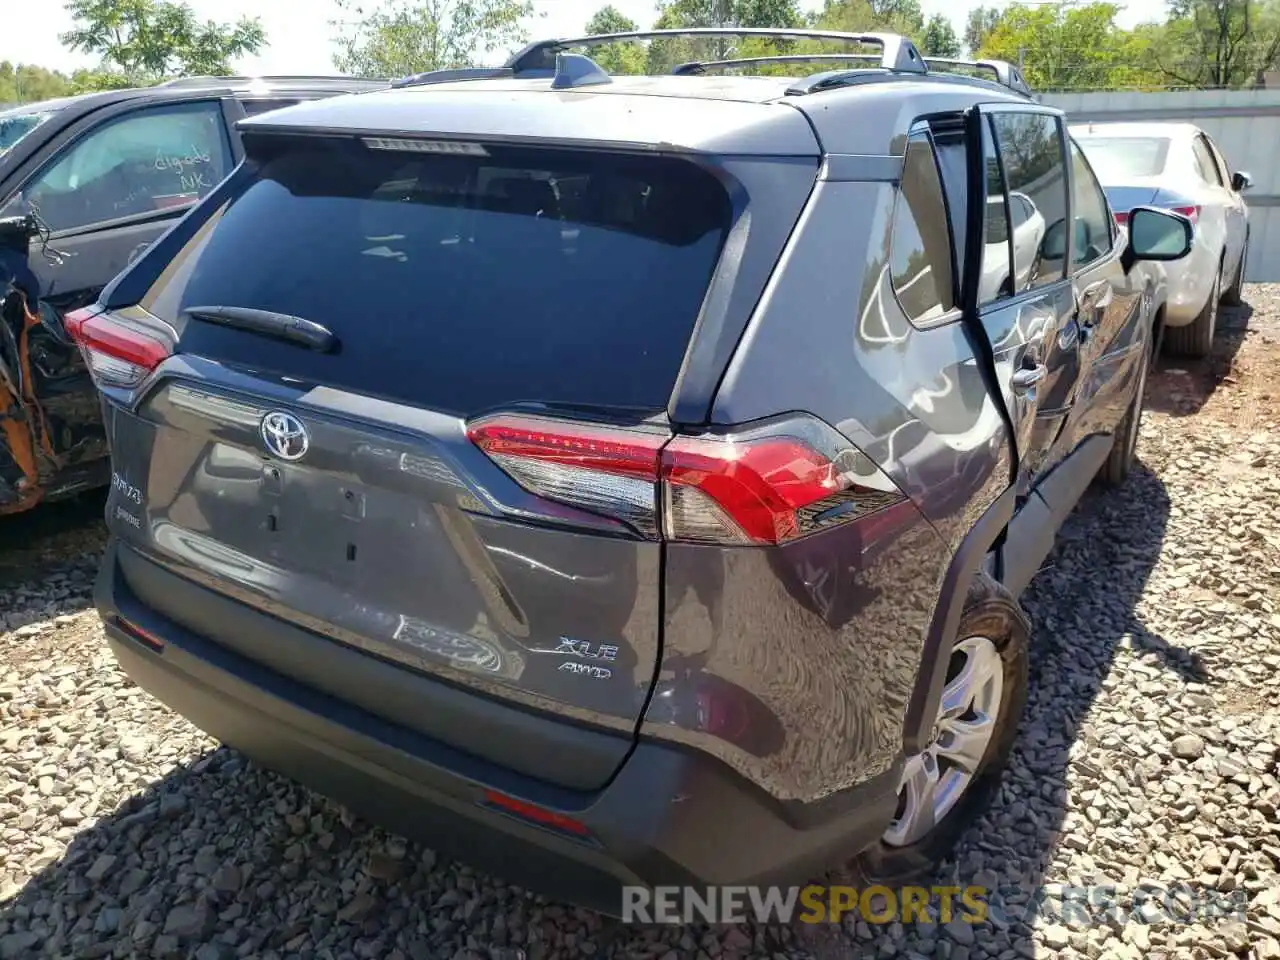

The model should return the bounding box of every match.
[0,101,231,233]
[144,138,731,415]
[889,133,955,326]
[991,112,1067,292]
[1069,140,1114,270]
[240,98,304,117]
[1073,136,1170,179]
[979,117,1012,305]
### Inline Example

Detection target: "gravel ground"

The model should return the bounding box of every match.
[0,290,1278,960]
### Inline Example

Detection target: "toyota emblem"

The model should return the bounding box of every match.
[260,411,309,461]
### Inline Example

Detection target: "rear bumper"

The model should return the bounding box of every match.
[96,538,899,916]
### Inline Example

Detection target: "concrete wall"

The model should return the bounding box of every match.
[1043,89,1280,282]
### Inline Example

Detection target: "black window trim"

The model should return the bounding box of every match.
[889,120,964,331]
[2,95,236,242]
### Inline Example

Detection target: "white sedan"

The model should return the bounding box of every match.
[1070,121,1251,358]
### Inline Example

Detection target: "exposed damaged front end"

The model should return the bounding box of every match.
[0,216,108,514]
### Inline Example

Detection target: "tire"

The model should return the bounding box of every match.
[1164,263,1222,359]
[850,571,1029,885]
[1221,234,1247,306]
[1099,338,1149,487]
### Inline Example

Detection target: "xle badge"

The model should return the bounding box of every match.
[540,637,619,662]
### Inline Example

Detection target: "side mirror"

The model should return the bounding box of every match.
[1125,206,1194,268]
[1231,170,1253,192]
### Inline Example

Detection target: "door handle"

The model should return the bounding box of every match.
[1011,364,1047,393]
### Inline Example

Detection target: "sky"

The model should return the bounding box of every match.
[0,0,1171,77]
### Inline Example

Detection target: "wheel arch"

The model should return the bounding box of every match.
[902,484,1016,754]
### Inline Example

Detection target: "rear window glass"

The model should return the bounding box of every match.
[1073,137,1170,180]
[144,138,732,416]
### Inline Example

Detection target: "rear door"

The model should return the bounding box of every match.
[98,133,736,787]
[0,97,234,474]
[962,104,1082,495]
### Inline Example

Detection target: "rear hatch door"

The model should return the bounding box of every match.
[101,132,737,790]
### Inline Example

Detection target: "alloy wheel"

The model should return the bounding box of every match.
[883,635,1004,848]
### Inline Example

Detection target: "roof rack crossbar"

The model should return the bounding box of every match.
[392,67,515,88]
[923,57,1031,96]
[506,28,926,76]
[672,53,881,75]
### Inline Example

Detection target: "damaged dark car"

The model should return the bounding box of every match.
[0,76,384,515]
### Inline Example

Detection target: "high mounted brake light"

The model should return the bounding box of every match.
[64,307,172,390]
[467,413,907,546]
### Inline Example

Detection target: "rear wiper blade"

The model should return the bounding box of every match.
[184,305,338,353]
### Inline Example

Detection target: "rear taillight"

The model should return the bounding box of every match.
[1114,211,1129,226]
[1167,204,1200,223]
[64,307,172,389]
[467,413,906,546]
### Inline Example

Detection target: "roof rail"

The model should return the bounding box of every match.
[393,67,515,88]
[158,74,386,88]
[505,28,926,76]
[923,57,1031,96]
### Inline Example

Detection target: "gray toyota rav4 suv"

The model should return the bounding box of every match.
[71,29,1193,914]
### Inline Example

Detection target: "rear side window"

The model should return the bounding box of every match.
[990,111,1068,292]
[144,139,732,416]
[979,117,1012,306]
[889,132,956,326]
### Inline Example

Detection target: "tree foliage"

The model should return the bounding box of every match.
[0,63,73,105]
[964,7,1000,56]
[977,3,1161,91]
[1152,0,1280,87]
[583,5,647,75]
[332,0,534,77]
[921,14,961,57]
[60,0,265,83]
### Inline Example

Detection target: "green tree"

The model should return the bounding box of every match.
[963,6,1000,55]
[645,0,803,73]
[815,0,924,36]
[332,0,534,77]
[583,5,647,74]
[921,14,960,57]
[60,0,266,83]
[0,63,74,105]
[978,3,1162,91]
[1150,0,1280,87]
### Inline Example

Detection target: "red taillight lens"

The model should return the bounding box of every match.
[64,307,171,389]
[661,435,845,543]
[1168,204,1200,223]
[1114,210,1130,225]
[482,789,590,837]
[466,413,906,546]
